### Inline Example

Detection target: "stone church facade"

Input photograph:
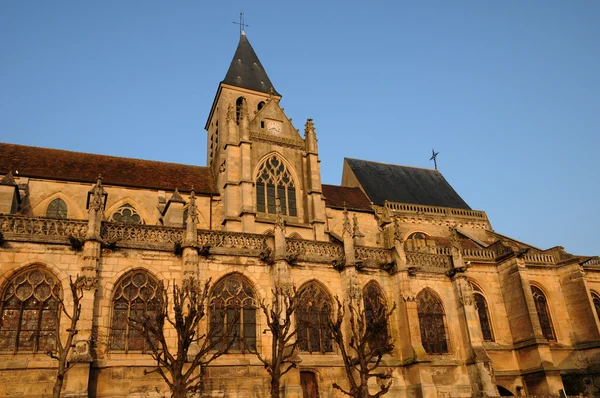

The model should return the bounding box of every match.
[0,32,599,398]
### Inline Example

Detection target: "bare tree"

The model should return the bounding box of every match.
[131,278,237,398]
[327,295,396,398]
[245,286,304,398]
[47,275,84,398]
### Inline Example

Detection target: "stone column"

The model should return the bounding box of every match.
[303,119,326,241]
[222,104,244,232]
[182,189,199,281]
[65,177,106,396]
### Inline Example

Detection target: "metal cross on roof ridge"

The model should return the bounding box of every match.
[233,11,249,36]
[430,148,440,170]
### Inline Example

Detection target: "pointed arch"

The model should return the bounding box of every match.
[105,198,149,225]
[592,291,600,323]
[471,283,494,342]
[530,285,556,341]
[209,273,258,353]
[254,152,299,217]
[0,266,61,354]
[297,280,334,353]
[417,288,448,354]
[33,192,85,219]
[287,232,302,239]
[109,269,161,352]
[363,280,389,349]
[46,198,68,219]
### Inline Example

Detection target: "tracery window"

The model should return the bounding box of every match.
[405,232,428,251]
[472,285,494,342]
[209,274,257,352]
[531,286,556,341]
[46,198,68,219]
[363,281,389,351]
[256,155,297,217]
[111,204,143,224]
[110,270,160,352]
[593,293,600,323]
[417,289,448,354]
[0,267,61,354]
[297,282,333,353]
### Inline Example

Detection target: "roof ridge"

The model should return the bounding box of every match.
[0,142,209,170]
[345,157,438,172]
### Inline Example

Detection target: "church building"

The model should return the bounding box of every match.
[0,31,599,397]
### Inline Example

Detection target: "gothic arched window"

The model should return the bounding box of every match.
[46,198,68,219]
[110,270,160,352]
[472,285,494,342]
[297,282,333,353]
[531,286,556,341]
[209,274,257,352]
[256,155,297,217]
[592,292,600,323]
[363,281,389,351]
[111,204,143,224]
[0,267,61,353]
[417,289,448,354]
[405,232,428,251]
[235,97,244,124]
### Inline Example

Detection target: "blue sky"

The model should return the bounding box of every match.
[1,1,598,255]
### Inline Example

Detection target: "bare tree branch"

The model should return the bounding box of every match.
[327,295,396,398]
[129,277,239,398]
[47,275,84,398]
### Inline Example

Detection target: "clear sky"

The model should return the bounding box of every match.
[1,1,598,255]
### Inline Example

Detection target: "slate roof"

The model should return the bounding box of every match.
[322,184,373,212]
[345,158,471,210]
[222,33,280,95]
[0,143,217,194]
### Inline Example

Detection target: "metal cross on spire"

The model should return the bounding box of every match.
[232,11,249,36]
[430,148,440,170]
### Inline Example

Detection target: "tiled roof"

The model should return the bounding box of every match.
[0,143,217,194]
[322,184,373,211]
[222,33,280,95]
[345,158,471,209]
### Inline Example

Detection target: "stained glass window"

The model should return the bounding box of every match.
[0,267,61,354]
[363,281,389,351]
[256,155,297,217]
[110,270,160,352]
[297,282,333,353]
[531,286,556,341]
[417,289,448,354]
[593,293,600,323]
[111,204,143,224]
[473,292,494,342]
[209,274,257,352]
[46,198,68,219]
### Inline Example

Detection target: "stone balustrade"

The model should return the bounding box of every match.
[0,214,87,243]
[522,252,555,264]
[384,201,487,220]
[102,222,183,247]
[462,248,496,260]
[406,251,452,272]
[582,257,600,266]
[355,246,391,265]
[197,230,269,253]
[286,239,344,261]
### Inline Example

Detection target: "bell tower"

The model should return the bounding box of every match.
[205,32,326,239]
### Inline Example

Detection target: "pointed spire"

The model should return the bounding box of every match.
[343,203,352,237]
[170,188,186,204]
[222,34,280,95]
[184,188,198,247]
[86,175,107,212]
[304,119,318,153]
[0,171,17,186]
